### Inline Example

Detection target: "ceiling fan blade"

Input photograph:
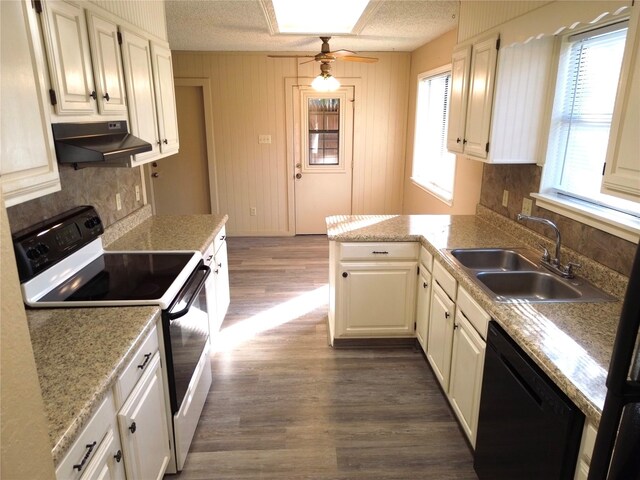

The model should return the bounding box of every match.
[267,55,315,58]
[339,55,378,63]
[300,58,317,65]
[331,49,357,57]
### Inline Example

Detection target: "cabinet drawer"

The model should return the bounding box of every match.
[213,225,227,254]
[340,242,418,261]
[203,242,215,266]
[433,259,457,301]
[456,286,490,340]
[56,392,117,480]
[114,324,159,407]
[420,245,433,272]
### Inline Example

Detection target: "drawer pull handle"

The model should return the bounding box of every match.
[137,353,152,370]
[73,441,97,471]
[129,422,137,434]
[423,282,429,289]
[372,251,389,255]
[114,450,122,463]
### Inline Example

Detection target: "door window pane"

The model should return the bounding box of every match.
[308,98,339,165]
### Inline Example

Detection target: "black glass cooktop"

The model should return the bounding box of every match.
[40,252,195,303]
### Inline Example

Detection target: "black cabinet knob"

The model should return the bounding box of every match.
[103,92,110,101]
[129,422,136,434]
[342,272,348,278]
[114,450,122,463]
[423,282,428,288]
[90,91,97,100]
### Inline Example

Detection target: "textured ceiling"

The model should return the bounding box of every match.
[165,0,459,52]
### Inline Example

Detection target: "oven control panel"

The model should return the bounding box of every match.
[12,206,104,282]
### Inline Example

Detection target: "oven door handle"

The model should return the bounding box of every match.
[167,265,211,320]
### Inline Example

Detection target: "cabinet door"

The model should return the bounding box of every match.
[448,310,486,447]
[447,44,471,153]
[426,282,455,389]
[119,28,161,165]
[337,261,417,337]
[415,267,432,352]
[1,0,60,206]
[150,43,179,155]
[86,13,126,115]
[117,353,170,480]
[40,0,96,115]
[213,241,230,331]
[463,34,499,159]
[78,428,125,480]
[602,6,640,201]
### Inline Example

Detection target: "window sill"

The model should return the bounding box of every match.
[410,178,453,207]
[531,192,640,243]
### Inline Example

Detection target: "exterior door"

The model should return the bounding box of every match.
[149,84,212,215]
[293,86,354,234]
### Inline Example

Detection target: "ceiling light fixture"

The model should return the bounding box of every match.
[311,63,340,92]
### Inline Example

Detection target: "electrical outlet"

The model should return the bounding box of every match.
[135,185,141,202]
[502,190,509,208]
[258,135,271,144]
[115,193,122,211]
[522,197,533,216]
[250,207,257,216]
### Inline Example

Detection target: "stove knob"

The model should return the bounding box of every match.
[85,219,93,228]
[26,248,40,260]
[36,243,49,254]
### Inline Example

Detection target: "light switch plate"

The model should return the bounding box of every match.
[258,135,271,144]
[115,193,122,211]
[502,190,509,207]
[250,207,257,216]
[522,197,533,216]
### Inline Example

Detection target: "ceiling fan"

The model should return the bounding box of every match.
[269,37,377,91]
[268,36,378,65]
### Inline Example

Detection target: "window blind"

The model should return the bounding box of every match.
[413,71,456,202]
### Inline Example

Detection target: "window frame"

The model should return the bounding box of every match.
[537,18,640,243]
[410,64,456,206]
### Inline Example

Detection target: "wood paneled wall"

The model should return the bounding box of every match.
[458,1,552,42]
[172,52,410,236]
[88,0,167,41]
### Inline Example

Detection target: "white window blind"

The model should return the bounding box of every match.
[546,22,637,214]
[412,69,456,203]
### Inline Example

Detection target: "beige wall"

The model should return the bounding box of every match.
[1,200,55,480]
[172,51,411,236]
[402,29,484,215]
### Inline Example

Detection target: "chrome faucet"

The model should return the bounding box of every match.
[516,214,580,278]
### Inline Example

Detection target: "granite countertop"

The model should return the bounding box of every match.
[27,306,161,465]
[29,211,228,466]
[105,213,228,253]
[327,211,629,425]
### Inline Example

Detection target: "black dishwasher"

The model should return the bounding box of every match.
[474,321,584,480]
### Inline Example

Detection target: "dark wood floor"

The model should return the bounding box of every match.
[172,236,477,479]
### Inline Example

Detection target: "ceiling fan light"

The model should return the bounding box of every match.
[312,74,340,92]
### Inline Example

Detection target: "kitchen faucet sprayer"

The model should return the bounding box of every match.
[516,214,580,278]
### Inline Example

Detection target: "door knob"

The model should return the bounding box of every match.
[151,172,160,178]
[295,173,302,179]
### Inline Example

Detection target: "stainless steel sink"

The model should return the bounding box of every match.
[449,248,537,271]
[444,247,616,303]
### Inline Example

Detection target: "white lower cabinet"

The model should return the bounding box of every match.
[448,310,486,447]
[426,282,455,388]
[415,266,432,352]
[204,225,230,341]
[56,393,124,480]
[117,353,170,480]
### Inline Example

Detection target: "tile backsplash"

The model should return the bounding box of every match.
[7,165,144,233]
[479,163,636,277]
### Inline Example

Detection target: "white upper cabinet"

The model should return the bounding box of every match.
[463,34,499,159]
[151,43,180,156]
[40,0,97,115]
[119,28,161,164]
[1,0,60,207]
[602,5,640,202]
[86,12,127,114]
[447,45,471,153]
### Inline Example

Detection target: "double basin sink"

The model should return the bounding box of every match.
[444,248,615,303]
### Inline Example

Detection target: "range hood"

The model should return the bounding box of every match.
[52,121,152,169]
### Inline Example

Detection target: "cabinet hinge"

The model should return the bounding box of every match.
[496,37,501,51]
[117,31,123,45]
[602,162,606,176]
[485,142,490,153]
[49,89,57,106]
[32,0,43,13]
